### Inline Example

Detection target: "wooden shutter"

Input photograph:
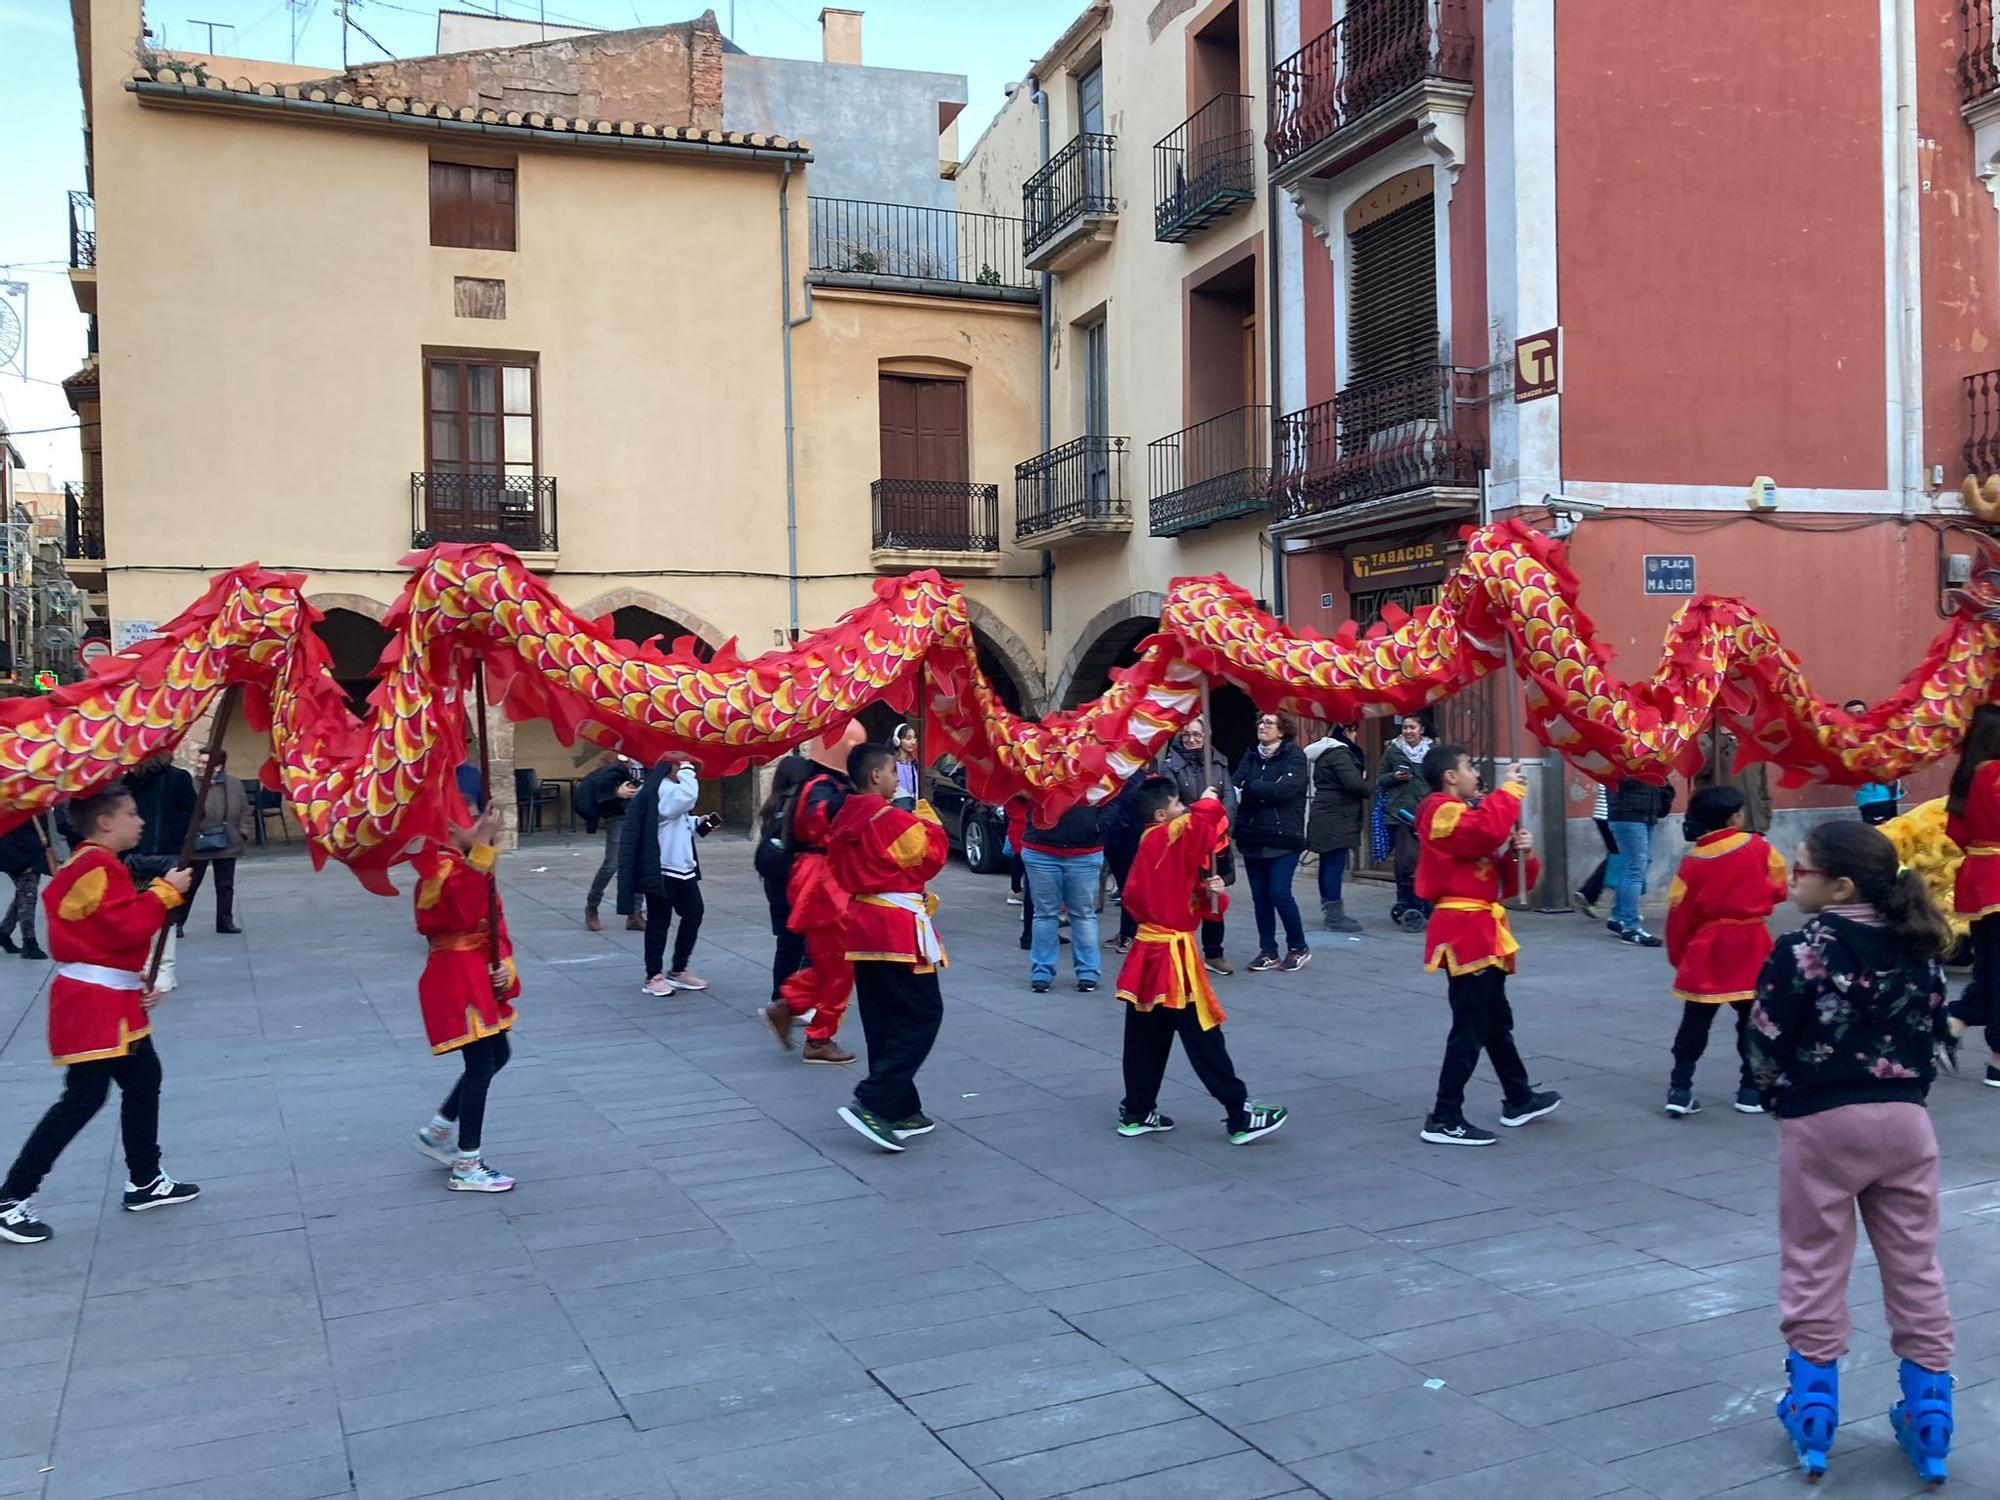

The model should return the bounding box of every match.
[878,375,921,478]
[915,379,968,482]
[1347,196,1435,383]
[430,162,517,251]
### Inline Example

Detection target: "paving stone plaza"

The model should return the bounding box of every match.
[6,836,2000,1500]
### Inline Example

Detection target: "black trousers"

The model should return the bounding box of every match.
[852,962,944,1122]
[180,857,237,930]
[1433,968,1532,1119]
[1949,913,2000,1051]
[1668,999,1753,1092]
[1392,823,1423,909]
[644,878,705,977]
[2,1037,162,1201]
[1120,1004,1249,1131]
[762,871,807,999]
[1577,819,1618,904]
[439,1032,511,1153]
[1,868,40,944]
[1107,844,1139,943]
[1200,916,1225,960]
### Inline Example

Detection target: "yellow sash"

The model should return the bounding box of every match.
[1433,897,1520,960]
[1134,924,1226,1030]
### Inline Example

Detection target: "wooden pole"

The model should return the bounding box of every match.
[144,684,240,990]
[915,660,927,804]
[31,812,57,877]
[472,658,500,966]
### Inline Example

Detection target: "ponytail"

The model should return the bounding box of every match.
[1947,702,2000,818]
[1802,820,1954,961]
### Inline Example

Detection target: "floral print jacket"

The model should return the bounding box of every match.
[1745,913,1948,1119]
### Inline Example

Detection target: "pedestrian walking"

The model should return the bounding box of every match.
[1571,781,1617,918]
[754,756,815,1009]
[180,749,251,935]
[1750,820,1956,1486]
[1607,776,1674,947]
[1022,799,1103,993]
[890,723,920,810]
[0,811,53,960]
[1233,711,1310,972]
[1161,721,1237,974]
[761,722,865,1065]
[1304,721,1367,933]
[123,753,195,993]
[1944,703,2000,1079]
[576,751,643,932]
[618,757,716,996]
[1100,769,1149,953]
[0,785,198,1245]
[1377,715,1433,928]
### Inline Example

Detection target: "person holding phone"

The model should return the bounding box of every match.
[618,757,716,996]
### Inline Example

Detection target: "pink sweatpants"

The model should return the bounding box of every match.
[1777,1101,1953,1371]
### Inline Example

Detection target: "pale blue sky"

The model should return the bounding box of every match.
[0,0,1078,480]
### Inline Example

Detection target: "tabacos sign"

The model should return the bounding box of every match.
[1346,538,1448,589]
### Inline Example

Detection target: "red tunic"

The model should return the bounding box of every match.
[1665,831,1788,1003]
[1114,797,1230,1030]
[829,794,950,971]
[413,842,519,1055]
[1414,785,1540,976]
[1949,760,2000,918]
[41,843,182,1066]
[784,773,852,934]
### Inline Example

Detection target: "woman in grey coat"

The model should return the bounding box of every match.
[182,748,253,934]
[1305,723,1367,932]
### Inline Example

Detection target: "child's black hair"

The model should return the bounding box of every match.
[1947,702,2000,818]
[66,783,134,841]
[1801,820,1954,961]
[1135,776,1180,825]
[847,741,897,787]
[1683,785,1745,841]
[1420,742,1467,791]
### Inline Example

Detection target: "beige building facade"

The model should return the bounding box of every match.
[64,0,1051,823]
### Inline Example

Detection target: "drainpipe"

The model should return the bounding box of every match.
[1031,74,1054,636]
[779,160,812,639]
[1262,0,1287,617]
[1893,0,1922,519]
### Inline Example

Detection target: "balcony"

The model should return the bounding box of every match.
[1270,364,1485,541]
[1966,1,2000,104]
[1155,94,1255,243]
[1015,436,1131,546]
[870,479,1003,573]
[1966,368,2000,483]
[63,483,104,583]
[1149,405,1271,537]
[1023,133,1118,272]
[68,190,96,316]
[1268,0,1475,187]
[805,198,1035,303]
[411,472,558,563]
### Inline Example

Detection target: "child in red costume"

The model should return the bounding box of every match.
[1415,746,1561,1147]
[830,742,951,1152]
[1113,778,1286,1146]
[1946,703,2000,1078]
[410,804,520,1193]
[1663,785,1788,1118]
[0,785,198,1245]
[762,721,866,1066]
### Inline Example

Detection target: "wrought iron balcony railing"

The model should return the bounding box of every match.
[68,190,95,270]
[1268,0,1474,172]
[1155,94,1255,242]
[871,479,1000,553]
[63,482,103,561]
[1966,368,2000,480]
[411,472,558,551]
[1015,436,1130,540]
[1965,1,2000,102]
[1024,132,1117,257]
[806,198,1033,291]
[1271,365,1485,523]
[1149,405,1271,537]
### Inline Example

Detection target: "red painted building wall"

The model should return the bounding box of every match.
[1556,1,1888,489]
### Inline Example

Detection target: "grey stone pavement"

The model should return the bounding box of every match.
[10,836,2000,1500]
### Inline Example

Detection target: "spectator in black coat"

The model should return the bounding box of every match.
[0,814,53,960]
[125,754,196,992]
[1305,723,1368,933]
[1606,777,1675,946]
[1233,711,1311,972]
[575,752,643,932]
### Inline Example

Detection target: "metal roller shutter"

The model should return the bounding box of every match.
[1348,196,1436,383]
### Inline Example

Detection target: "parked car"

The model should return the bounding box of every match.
[929,756,1009,874]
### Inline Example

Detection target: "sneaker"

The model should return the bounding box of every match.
[641,975,674,997]
[1937,1030,1962,1075]
[1618,927,1664,949]
[414,1124,456,1165]
[1572,891,1600,918]
[1203,956,1233,977]
[1246,953,1280,973]
[447,1157,515,1192]
[761,1000,796,1051]
[1665,1087,1701,1117]
[1006,894,1024,906]
[1281,949,1312,972]
[1110,935,1131,955]
[1983,1064,2000,1089]
[1117,1107,1175,1136]
[666,971,709,992]
[123,1174,201,1212]
[1734,1086,1766,1115]
[1606,918,1626,934]
[1420,1115,1497,1146]
[1031,979,1051,994]
[1499,1090,1563,1128]
[1228,1102,1288,1145]
[836,1102,906,1153]
[1077,979,1099,993]
[802,1039,856,1065]
[0,1198,51,1244]
[890,1112,936,1139]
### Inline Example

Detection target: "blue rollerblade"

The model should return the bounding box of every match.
[1774,1349,1838,1482]
[1890,1358,1952,1489]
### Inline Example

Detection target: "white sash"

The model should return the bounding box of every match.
[56,961,145,991]
[862,891,943,963]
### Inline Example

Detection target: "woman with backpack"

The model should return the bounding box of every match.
[755,757,816,1005]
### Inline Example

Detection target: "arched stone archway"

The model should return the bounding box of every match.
[309,605,395,718]
[1049,592,1167,710]
[571,588,727,653]
[963,601,1044,718]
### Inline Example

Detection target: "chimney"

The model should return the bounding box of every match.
[819,7,861,65]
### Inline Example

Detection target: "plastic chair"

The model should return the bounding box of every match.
[249,780,291,846]
[514,768,558,834]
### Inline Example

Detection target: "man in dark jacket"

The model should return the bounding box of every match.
[1100,770,1150,952]
[0,814,53,960]
[1023,802,1103,993]
[1161,722,1238,975]
[576,752,642,932]
[125,754,196,991]
[1606,777,1675,946]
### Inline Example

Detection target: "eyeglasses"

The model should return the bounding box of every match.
[1790,864,1823,882]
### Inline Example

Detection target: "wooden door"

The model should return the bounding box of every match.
[878,374,969,540]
